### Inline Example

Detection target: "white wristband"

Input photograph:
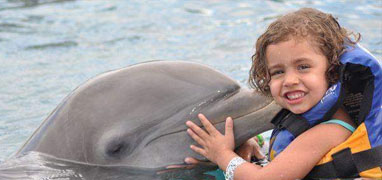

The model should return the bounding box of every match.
[225,157,246,180]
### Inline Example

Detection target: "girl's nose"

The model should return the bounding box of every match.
[283,72,299,87]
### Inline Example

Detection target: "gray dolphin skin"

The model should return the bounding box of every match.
[15,61,281,170]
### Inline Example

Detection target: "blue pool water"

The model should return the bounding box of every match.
[0,0,381,164]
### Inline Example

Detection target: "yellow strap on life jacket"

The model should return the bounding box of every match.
[317,123,382,178]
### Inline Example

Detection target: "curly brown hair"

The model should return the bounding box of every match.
[249,8,360,96]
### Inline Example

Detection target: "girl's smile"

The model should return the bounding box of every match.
[266,37,329,114]
[283,90,306,104]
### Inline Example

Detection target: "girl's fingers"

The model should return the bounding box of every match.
[225,117,234,137]
[184,157,200,165]
[186,120,210,140]
[187,128,206,147]
[198,114,219,135]
[190,144,207,157]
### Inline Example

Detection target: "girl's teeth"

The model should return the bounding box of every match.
[287,92,304,100]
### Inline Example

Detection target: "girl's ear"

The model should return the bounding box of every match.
[265,85,275,99]
[264,85,270,92]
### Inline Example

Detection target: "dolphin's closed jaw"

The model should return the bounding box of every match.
[15,61,280,169]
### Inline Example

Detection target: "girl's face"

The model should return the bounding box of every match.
[266,38,329,114]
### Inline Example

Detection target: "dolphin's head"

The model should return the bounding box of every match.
[17,61,280,169]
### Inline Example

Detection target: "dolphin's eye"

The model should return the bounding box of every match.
[105,140,129,158]
[108,144,124,154]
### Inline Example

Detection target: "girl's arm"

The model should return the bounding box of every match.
[186,113,352,180]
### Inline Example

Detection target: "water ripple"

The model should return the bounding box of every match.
[24,41,78,50]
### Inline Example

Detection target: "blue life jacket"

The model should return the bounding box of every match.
[268,44,382,178]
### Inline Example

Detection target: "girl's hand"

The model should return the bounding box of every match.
[186,114,235,165]
[185,136,266,165]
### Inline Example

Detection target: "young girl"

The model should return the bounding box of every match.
[185,8,381,179]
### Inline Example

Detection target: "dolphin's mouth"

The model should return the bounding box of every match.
[144,100,276,147]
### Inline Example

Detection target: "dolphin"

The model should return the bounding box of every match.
[15,61,280,170]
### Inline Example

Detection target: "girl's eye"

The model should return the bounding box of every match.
[298,64,310,70]
[270,70,284,76]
